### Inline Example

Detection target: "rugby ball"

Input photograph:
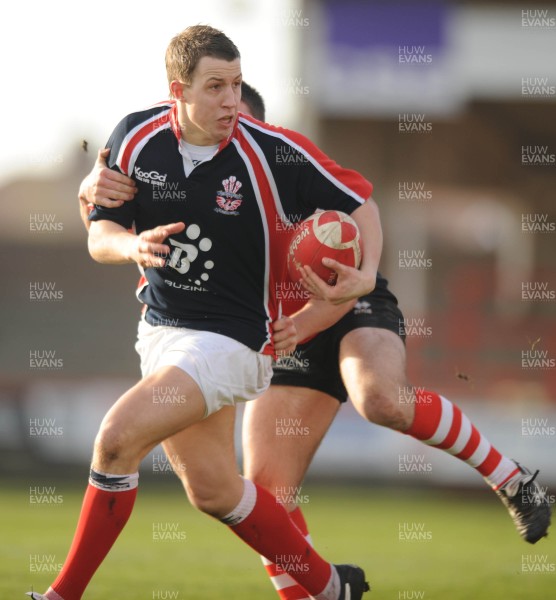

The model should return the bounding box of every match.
[287,210,362,285]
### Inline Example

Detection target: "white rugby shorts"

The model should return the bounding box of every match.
[135,319,272,417]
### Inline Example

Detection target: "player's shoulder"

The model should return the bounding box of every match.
[111,100,175,138]
[237,114,315,152]
[107,100,177,175]
[239,114,327,166]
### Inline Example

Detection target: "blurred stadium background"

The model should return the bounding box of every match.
[1,1,555,597]
[1,0,554,485]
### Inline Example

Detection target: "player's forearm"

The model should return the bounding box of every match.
[78,176,93,231]
[291,298,356,342]
[79,199,93,231]
[351,198,383,291]
[88,221,136,264]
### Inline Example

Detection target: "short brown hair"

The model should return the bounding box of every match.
[241,82,266,121]
[165,25,240,88]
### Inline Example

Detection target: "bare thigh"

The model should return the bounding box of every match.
[93,365,207,473]
[339,328,414,431]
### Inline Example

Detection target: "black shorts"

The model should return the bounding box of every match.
[272,274,406,403]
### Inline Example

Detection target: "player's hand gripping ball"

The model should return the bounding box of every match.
[287,210,362,285]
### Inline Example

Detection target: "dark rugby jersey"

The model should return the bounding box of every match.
[89,102,373,354]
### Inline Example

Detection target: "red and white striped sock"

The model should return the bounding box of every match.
[405,390,519,489]
[261,507,312,599]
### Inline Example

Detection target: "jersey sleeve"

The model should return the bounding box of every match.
[244,119,373,220]
[293,130,372,214]
[88,115,138,230]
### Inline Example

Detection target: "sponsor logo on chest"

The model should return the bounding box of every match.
[134,165,186,201]
[134,166,168,186]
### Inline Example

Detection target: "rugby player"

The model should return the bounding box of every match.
[28,26,381,600]
[79,80,552,600]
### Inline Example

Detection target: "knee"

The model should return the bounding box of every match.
[185,479,236,519]
[94,422,122,464]
[185,488,219,517]
[93,419,135,469]
[354,384,413,431]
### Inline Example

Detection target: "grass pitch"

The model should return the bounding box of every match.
[1,480,554,599]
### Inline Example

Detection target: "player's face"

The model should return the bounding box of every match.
[175,56,242,146]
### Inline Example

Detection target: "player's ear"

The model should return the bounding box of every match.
[170,80,186,101]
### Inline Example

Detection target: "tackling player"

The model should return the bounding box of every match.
[80,81,552,600]
[28,27,380,600]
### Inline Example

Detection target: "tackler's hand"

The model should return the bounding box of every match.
[300,258,376,305]
[272,316,298,357]
[79,148,138,208]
